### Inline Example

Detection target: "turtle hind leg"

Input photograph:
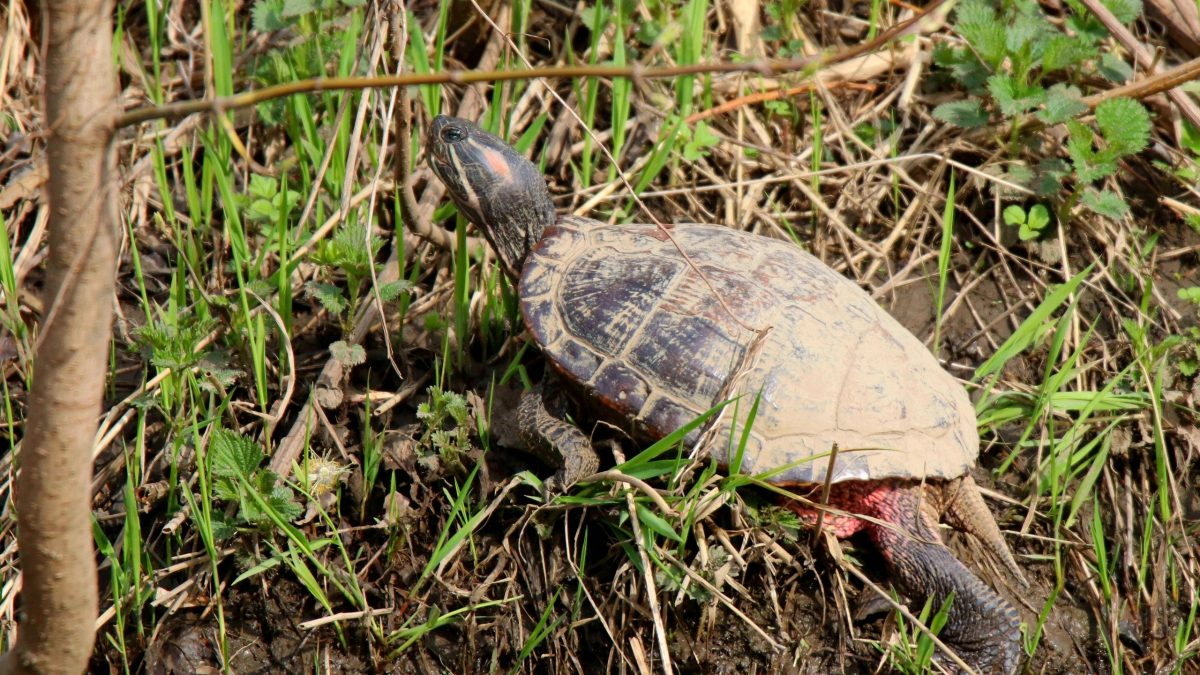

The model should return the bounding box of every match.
[864,483,1023,674]
[517,386,599,491]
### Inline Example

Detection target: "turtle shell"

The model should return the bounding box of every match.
[519,215,978,485]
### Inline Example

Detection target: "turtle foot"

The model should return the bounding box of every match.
[858,482,1023,674]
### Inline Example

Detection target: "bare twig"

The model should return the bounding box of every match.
[1074,0,1200,129]
[115,0,949,128]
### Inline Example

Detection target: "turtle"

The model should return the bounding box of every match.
[426,114,1024,673]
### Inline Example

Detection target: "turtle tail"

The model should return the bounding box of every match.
[867,485,1023,674]
[941,475,1027,585]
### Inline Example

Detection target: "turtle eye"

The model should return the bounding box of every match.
[440,125,467,143]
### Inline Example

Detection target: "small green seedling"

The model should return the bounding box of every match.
[234,174,301,224]
[1175,287,1200,377]
[1003,204,1052,241]
[416,386,475,476]
[308,222,415,341]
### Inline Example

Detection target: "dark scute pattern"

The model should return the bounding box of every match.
[560,254,681,356]
[522,298,562,346]
[629,313,745,406]
[537,224,588,261]
[521,259,558,296]
[641,397,703,442]
[555,339,604,383]
[590,362,651,415]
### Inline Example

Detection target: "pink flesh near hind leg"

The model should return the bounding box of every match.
[785,479,1023,673]
[784,478,915,538]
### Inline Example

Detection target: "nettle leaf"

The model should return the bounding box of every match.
[1065,10,1108,43]
[987,74,1047,116]
[933,99,988,128]
[1066,120,1118,182]
[251,0,287,32]
[955,1,1006,67]
[1099,52,1134,82]
[932,45,991,91]
[1037,84,1087,124]
[1033,158,1072,195]
[960,21,1008,68]
[999,164,1035,195]
[955,0,996,27]
[1095,97,1150,156]
[306,281,348,315]
[1005,15,1044,66]
[377,279,416,302]
[1082,189,1130,219]
[281,0,319,19]
[210,429,265,479]
[329,340,366,367]
[1041,35,1094,73]
[268,486,304,521]
[1103,0,1142,24]
[212,476,241,503]
[210,513,238,541]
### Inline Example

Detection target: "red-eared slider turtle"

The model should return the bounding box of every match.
[427,115,1023,673]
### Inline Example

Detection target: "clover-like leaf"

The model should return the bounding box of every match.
[1003,205,1027,227]
[1026,204,1050,231]
[1176,287,1200,304]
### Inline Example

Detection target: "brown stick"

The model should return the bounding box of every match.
[115,0,949,128]
[0,0,119,672]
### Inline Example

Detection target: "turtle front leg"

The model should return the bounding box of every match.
[517,386,599,491]
[865,484,1023,674]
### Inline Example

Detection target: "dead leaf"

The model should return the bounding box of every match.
[0,160,47,210]
[1144,0,1200,56]
[313,384,343,409]
[727,0,764,57]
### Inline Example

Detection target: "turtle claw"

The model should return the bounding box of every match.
[518,387,599,498]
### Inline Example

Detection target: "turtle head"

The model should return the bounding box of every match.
[427,115,555,280]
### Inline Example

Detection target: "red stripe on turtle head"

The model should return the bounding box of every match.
[479,144,515,184]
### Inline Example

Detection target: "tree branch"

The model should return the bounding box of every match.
[0,0,118,672]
